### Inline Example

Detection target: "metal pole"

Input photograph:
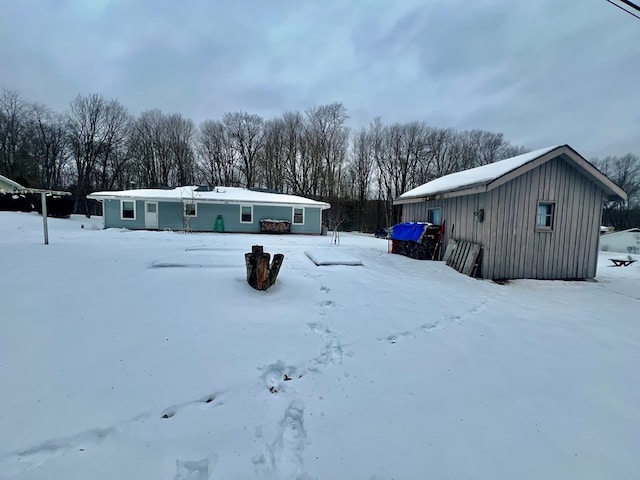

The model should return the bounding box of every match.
[41,191,49,245]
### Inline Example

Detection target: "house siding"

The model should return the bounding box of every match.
[0,179,17,192]
[103,199,146,229]
[102,199,324,234]
[291,207,322,235]
[600,230,640,254]
[401,155,605,280]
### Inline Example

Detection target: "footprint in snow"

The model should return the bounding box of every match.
[263,401,307,478]
[317,300,335,308]
[260,361,300,394]
[175,457,216,480]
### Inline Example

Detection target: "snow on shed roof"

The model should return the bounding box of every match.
[87,186,331,209]
[399,146,560,200]
[396,144,627,203]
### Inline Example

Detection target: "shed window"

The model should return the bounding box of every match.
[184,203,197,217]
[121,200,135,220]
[536,202,554,230]
[241,205,253,223]
[293,207,305,225]
[427,208,442,225]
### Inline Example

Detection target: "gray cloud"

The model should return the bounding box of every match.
[1,0,639,157]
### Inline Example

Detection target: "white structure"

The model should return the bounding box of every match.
[600,228,640,254]
[0,174,24,192]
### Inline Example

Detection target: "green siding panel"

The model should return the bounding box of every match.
[101,199,324,234]
[292,207,322,234]
[103,199,146,229]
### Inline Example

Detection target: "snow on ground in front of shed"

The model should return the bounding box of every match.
[304,248,364,266]
[0,211,639,480]
[400,145,561,198]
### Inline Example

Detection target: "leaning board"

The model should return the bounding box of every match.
[443,239,482,277]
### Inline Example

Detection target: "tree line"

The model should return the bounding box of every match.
[1,86,638,230]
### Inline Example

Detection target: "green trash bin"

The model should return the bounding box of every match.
[214,214,225,232]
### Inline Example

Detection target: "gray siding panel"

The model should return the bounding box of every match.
[401,193,487,265]
[486,155,603,279]
[401,154,605,279]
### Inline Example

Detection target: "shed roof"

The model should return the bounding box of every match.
[395,145,627,204]
[87,186,331,209]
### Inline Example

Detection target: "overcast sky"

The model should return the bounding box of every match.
[2,0,639,158]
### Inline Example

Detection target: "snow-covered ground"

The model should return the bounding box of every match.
[0,212,638,480]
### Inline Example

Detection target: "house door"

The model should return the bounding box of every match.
[145,202,158,229]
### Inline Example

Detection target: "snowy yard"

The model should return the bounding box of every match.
[1,212,639,480]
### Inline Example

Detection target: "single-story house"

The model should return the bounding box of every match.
[87,186,331,234]
[394,145,627,280]
[599,228,640,254]
[0,174,24,193]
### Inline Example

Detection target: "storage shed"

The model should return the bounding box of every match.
[87,186,330,234]
[394,145,627,280]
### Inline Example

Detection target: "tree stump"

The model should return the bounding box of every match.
[245,245,285,291]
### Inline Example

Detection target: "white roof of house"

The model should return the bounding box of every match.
[0,174,24,191]
[399,146,560,200]
[87,186,331,209]
[601,228,640,236]
[396,144,627,203]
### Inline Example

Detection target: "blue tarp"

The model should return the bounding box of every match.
[390,222,430,242]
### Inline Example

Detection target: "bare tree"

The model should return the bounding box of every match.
[166,113,196,185]
[594,154,640,229]
[594,154,640,206]
[375,122,430,225]
[30,104,69,189]
[259,118,288,191]
[67,94,130,213]
[349,127,374,230]
[97,102,131,191]
[129,110,195,188]
[280,111,307,195]
[0,87,30,180]
[197,119,238,186]
[305,103,349,197]
[223,112,265,188]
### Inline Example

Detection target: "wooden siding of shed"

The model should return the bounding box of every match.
[484,156,603,279]
[401,193,487,257]
[401,155,604,279]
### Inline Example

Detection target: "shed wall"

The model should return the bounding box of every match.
[401,155,605,279]
[484,156,603,279]
[401,192,487,254]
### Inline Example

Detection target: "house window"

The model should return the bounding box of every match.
[240,205,253,223]
[184,203,197,217]
[121,200,135,220]
[427,208,441,225]
[536,202,554,230]
[293,207,304,225]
